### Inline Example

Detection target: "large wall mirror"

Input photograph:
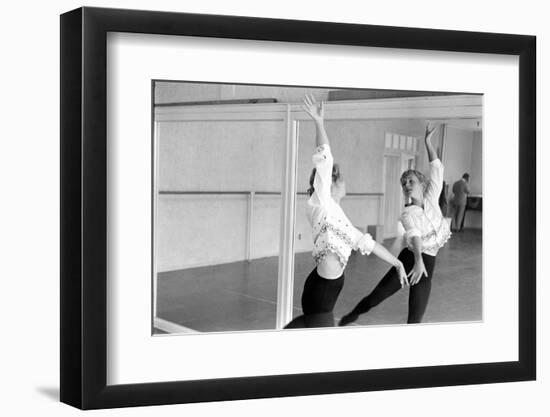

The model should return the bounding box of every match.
[152,81,483,334]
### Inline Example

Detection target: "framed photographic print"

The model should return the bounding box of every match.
[60,6,536,410]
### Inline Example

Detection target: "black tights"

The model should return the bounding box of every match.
[350,249,436,323]
[301,268,344,315]
[284,268,344,328]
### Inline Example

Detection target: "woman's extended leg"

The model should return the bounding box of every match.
[339,249,415,326]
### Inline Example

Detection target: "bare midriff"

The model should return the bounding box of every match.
[316,252,345,279]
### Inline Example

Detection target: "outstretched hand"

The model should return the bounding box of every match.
[396,261,409,288]
[425,123,438,142]
[407,259,428,285]
[302,94,324,124]
[424,122,439,162]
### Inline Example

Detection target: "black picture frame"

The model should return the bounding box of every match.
[60,6,536,410]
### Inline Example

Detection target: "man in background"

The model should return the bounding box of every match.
[451,173,470,232]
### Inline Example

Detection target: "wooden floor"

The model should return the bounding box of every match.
[155,229,482,333]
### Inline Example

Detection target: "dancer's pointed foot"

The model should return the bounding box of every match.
[338,312,359,326]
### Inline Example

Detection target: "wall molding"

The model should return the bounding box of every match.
[155,94,482,122]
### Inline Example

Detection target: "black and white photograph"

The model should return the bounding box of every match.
[152,81,483,334]
[0,0,536,413]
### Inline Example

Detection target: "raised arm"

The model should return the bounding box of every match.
[303,94,329,147]
[424,123,438,163]
[424,123,444,201]
[303,94,333,205]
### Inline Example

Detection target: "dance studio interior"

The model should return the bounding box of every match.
[152,81,482,334]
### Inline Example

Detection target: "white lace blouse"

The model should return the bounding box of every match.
[307,145,376,267]
[399,159,451,256]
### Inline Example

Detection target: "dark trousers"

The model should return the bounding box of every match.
[351,248,436,323]
[452,202,467,231]
[284,268,344,328]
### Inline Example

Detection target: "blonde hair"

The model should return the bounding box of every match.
[400,169,427,193]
